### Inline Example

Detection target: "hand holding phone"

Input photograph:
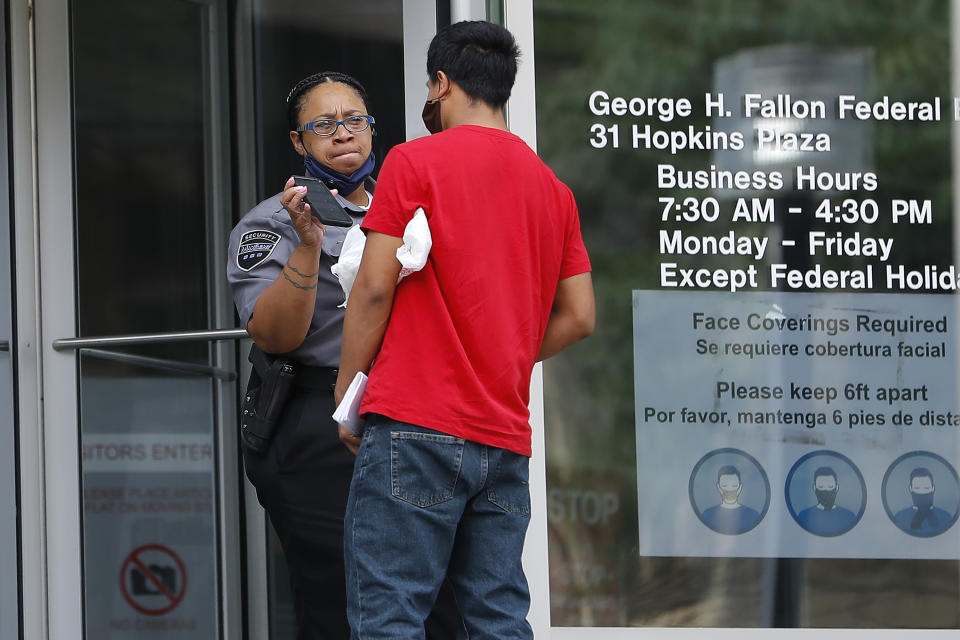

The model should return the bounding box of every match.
[293,176,355,227]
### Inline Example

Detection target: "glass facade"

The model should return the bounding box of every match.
[536,0,960,629]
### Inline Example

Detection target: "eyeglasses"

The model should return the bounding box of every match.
[296,115,375,136]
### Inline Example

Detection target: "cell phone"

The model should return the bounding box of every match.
[293,176,356,227]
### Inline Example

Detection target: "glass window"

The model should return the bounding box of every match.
[535,0,959,628]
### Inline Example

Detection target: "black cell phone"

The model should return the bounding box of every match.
[293,175,355,227]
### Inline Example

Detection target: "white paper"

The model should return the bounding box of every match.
[332,371,368,436]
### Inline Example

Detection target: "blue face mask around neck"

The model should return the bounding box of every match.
[303,152,376,197]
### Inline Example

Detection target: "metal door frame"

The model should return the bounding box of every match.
[9,0,44,635]
[31,1,77,637]
[0,0,21,638]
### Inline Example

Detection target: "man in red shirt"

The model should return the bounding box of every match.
[334,20,595,639]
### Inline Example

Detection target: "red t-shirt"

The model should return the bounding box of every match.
[359,125,591,456]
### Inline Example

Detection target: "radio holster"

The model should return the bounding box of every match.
[240,344,297,453]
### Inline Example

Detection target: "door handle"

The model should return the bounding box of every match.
[52,328,248,351]
[0,340,8,352]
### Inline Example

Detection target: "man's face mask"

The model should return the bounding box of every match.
[911,490,934,510]
[422,97,442,135]
[718,476,741,504]
[720,488,741,503]
[816,488,838,510]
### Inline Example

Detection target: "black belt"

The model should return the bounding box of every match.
[295,364,339,392]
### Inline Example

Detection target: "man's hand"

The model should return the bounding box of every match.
[338,424,362,455]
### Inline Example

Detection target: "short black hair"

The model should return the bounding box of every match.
[426,20,520,109]
[910,467,933,483]
[286,71,370,132]
[717,465,741,483]
[813,466,837,482]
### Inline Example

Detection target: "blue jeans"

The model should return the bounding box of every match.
[344,416,533,640]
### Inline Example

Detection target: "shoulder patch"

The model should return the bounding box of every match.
[237,229,281,272]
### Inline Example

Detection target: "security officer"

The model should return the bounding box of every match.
[227,71,460,640]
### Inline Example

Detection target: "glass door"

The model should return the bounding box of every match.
[60,0,238,637]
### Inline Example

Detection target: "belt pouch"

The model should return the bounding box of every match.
[241,344,297,453]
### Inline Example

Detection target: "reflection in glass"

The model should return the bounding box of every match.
[80,355,218,635]
[535,0,958,628]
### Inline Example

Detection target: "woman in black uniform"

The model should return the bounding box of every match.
[227,72,460,640]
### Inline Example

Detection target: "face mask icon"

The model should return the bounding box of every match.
[694,458,768,536]
[719,487,741,503]
[789,458,866,538]
[815,488,839,510]
[886,459,959,539]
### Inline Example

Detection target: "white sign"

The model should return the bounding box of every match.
[634,290,960,559]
